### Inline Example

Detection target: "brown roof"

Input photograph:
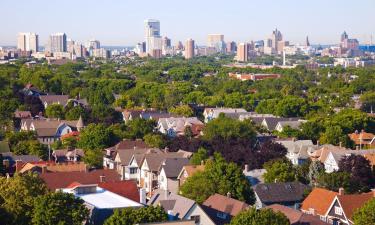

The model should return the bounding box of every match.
[337,191,374,220]
[348,131,375,145]
[267,204,329,225]
[39,95,69,106]
[364,153,375,166]
[39,169,121,190]
[106,139,149,152]
[310,145,348,163]
[178,165,205,179]
[203,193,249,217]
[98,180,140,203]
[301,188,338,215]
[144,152,188,172]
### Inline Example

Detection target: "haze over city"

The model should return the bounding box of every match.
[1,0,375,46]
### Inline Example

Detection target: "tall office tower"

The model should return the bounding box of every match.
[237,43,248,62]
[17,32,39,52]
[47,33,67,52]
[175,41,184,50]
[162,37,171,49]
[85,39,101,50]
[271,29,283,51]
[306,36,310,46]
[341,31,348,42]
[144,19,162,54]
[226,41,237,53]
[67,39,75,53]
[207,34,225,52]
[185,38,195,59]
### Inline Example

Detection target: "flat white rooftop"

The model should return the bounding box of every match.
[62,187,142,209]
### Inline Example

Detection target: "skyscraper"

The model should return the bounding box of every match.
[17,32,39,52]
[185,38,195,59]
[306,36,310,47]
[144,19,162,54]
[47,33,67,52]
[85,39,101,50]
[207,34,225,52]
[237,43,248,62]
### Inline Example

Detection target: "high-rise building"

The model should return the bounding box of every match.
[144,19,162,54]
[85,39,101,50]
[306,36,310,47]
[341,31,349,42]
[207,34,225,52]
[47,33,67,52]
[17,32,39,52]
[237,43,248,62]
[226,41,237,53]
[185,38,195,59]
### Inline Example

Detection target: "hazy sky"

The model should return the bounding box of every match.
[1,0,374,46]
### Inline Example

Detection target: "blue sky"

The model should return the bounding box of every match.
[1,0,374,46]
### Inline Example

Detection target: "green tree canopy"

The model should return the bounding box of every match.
[189,147,209,165]
[168,105,194,117]
[32,192,89,225]
[104,206,167,225]
[263,158,296,183]
[144,133,167,149]
[0,172,48,225]
[230,208,290,225]
[180,153,255,204]
[352,198,375,225]
[45,104,65,119]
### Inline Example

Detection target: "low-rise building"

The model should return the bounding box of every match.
[157,117,204,137]
[276,139,318,165]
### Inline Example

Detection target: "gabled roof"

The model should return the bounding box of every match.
[310,144,349,163]
[334,191,374,221]
[263,117,300,131]
[177,165,205,179]
[254,182,308,204]
[40,169,121,190]
[203,193,248,217]
[148,190,196,219]
[98,180,140,203]
[106,139,149,152]
[116,148,158,166]
[2,152,40,163]
[39,95,69,106]
[348,130,375,145]
[301,188,338,215]
[160,158,190,178]
[143,152,189,172]
[267,204,329,225]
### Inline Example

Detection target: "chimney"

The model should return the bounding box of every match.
[15,160,23,172]
[226,192,231,198]
[201,160,205,166]
[339,142,342,148]
[99,175,105,183]
[339,187,345,195]
[139,188,147,204]
[244,164,249,172]
[41,165,47,174]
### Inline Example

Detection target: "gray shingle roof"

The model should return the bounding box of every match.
[160,158,190,178]
[254,182,308,204]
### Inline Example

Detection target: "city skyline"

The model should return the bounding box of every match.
[1,0,375,46]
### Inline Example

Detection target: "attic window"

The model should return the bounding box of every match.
[334,206,343,215]
[217,212,227,219]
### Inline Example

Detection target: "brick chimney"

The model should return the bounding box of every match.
[227,192,232,198]
[339,187,345,195]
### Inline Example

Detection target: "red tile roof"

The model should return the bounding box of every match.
[301,188,338,216]
[98,180,140,203]
[40,169,121,190]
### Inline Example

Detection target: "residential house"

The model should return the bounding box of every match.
[253,182,309,209]
[39,95,69,109]
[348,130,375,149]
[148,189,196,220]
[301,188,338,221]
[203,108,247,123]
[19,161,88,174]
[103,139,149,169]
[158,117,204,137]
[185,193,249,225]
[274,120,307,133]
[52,148,84,162]
[323,149,375,173]
[122,109,172,123]
[62,182,143,225]
[158,158,190,193]
[267,204,329,225]
[324,188,374,225]
[177,164,205,187]
[261,117,301,132]
[139,152,190,195]
[139,221,195,225]
[21,83,44,96]
[276,139,319,165]
[20,116,84,144]
[39,169,121,191]
[2,152,41,175]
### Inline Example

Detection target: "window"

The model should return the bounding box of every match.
[335,206,343,215]
[130,168,137,174]
[191,215,200,224]
[217,212,227,219]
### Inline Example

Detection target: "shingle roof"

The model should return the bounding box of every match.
[40,169,121,190]
[160,158,190,178]
[144,152,188,172]
[178,165,205,179]
[348,130,375,145]
[148,190,196,219]
[199,204,231,225]
[106,139,149,152]
[336,191,374,220]
[263,117,300,131]
[267,204,329,225]
[116,148,158,166]
[203,193,248,216]
[254,182,308,204]
[2,152,40,163]
[98,180,140,203]
[301,188,338,215]
[39,95,69,106]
